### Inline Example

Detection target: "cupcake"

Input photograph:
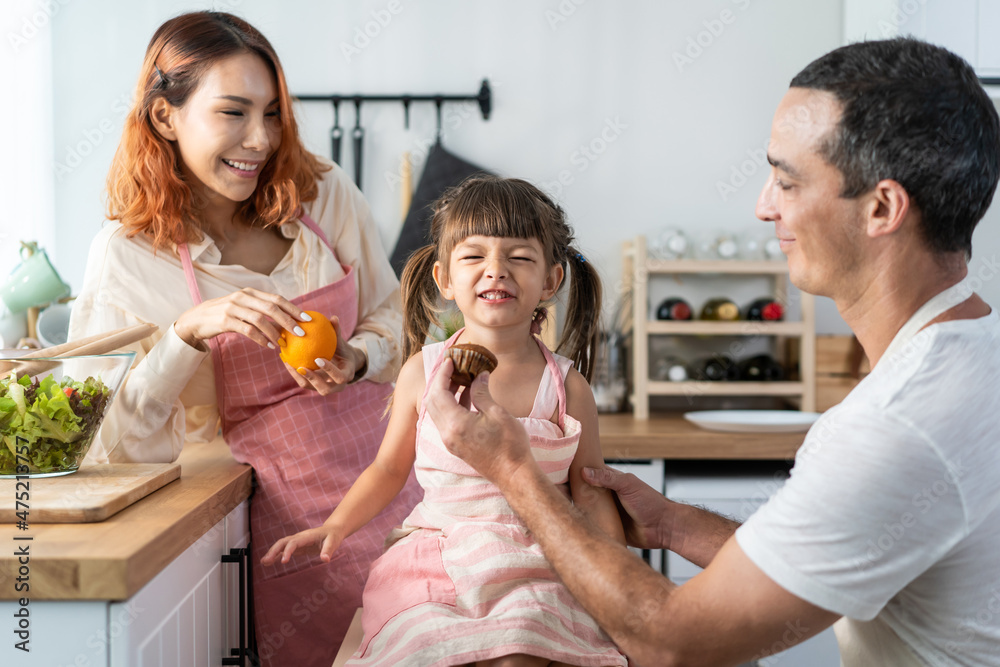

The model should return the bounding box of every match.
[446,343,498,386]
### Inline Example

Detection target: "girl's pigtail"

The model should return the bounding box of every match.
[399,245,441,361]
[558,249,602,382]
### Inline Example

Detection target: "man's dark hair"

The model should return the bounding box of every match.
[791,37,1000,257]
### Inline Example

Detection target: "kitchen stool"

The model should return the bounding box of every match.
[332,608,364,667]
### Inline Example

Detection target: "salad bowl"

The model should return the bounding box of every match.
[0,352,135,477]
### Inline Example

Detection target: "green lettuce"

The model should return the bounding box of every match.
[0,371,110,475]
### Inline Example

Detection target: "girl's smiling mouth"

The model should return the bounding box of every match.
[478,289,514,302]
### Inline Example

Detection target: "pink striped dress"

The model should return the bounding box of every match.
[346,331,627,666]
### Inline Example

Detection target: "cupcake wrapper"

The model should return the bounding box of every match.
[447,345,497,386]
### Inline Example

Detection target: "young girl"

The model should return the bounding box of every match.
[264,176,628,667]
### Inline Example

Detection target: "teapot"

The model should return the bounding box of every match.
[1,241,71,314]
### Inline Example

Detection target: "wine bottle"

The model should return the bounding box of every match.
[653,356,689,382]
[655,297,693,321]
[689,355,739,381]
[736,354,785,381]
[744,298,785,321]
[699,298,740,321]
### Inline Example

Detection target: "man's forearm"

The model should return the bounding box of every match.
[667,501,741,569]
[502,461,682,664]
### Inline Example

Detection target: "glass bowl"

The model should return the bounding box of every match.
[0,352,135,477]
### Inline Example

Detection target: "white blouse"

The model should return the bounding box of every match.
[69,159,403,464]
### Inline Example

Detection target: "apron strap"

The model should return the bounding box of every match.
[178,211,335,307]
[533,336,568,430]
[881,275,972,363]
[178,243,204,306]
[299,211,336,255]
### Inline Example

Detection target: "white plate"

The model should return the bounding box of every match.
[683,410,821,433]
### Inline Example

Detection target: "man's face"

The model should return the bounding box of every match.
[755,88,867,299]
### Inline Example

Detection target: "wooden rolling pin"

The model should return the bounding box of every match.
[0,323,158,375]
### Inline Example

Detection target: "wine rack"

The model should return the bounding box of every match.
[624,235,816,419]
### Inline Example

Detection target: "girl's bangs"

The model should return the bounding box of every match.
[439,179,555,256]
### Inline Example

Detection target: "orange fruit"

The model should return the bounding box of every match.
[278,310,337,374]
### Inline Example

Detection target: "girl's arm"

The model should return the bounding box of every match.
[261,351,424,565]
[565,368,627,545]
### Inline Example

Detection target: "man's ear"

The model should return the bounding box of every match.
[149,97,179,141]
[866,179,910,239]
[433,261,454,301]
[541,263,564,301]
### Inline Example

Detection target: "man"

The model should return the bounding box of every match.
[425,38,1000,666]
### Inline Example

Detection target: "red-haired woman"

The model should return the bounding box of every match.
[68,11,420,666]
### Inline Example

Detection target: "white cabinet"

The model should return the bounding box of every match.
[0,500,251,667]
[664,464,840,666]
[109,501,251,666]
[845,0,1000,78]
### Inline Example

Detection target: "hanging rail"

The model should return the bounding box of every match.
[295,78,492,129]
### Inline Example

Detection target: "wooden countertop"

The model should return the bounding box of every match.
[0,439,252,601]
[599,413,804,461]
[0,415,799,600]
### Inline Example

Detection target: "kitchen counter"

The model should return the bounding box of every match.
[599,413,804,461]
[0,416,800,600]
[0,438,251,600]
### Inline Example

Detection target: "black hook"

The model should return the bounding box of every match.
[477,79,492,121]
[402,96,411,130]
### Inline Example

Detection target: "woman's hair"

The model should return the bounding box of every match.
[106,11,329,248]
[400,176,602,381]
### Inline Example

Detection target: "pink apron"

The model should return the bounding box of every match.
[179,215,420,667]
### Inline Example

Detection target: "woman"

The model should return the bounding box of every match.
[69,12,420,666]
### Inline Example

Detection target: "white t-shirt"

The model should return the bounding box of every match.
[736,311,1000,667]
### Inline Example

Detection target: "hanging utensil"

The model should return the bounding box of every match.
[434,98,444,146]
[402,96,411,130]
[330,100,343,164]
[353,99,364,190]
[400,151,412,223]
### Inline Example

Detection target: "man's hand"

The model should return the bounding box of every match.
[583,466,673,551]
[424,358,535,486]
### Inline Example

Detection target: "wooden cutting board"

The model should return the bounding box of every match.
[0,463,181,523]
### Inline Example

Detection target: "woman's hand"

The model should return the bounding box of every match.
[282,315,366,396]
[173,287,309,351]
[261,525,344,565]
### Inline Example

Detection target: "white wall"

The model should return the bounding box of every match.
[1,0,56,280]
[32,0,1000,333]
[47,0,860,331]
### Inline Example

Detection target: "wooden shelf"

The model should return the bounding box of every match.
[643,259,791,274]
[646,381,804,396]
[646,320,806,335]
[625,235,816,419]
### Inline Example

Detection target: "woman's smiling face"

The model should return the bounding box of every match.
[154,51,282,210]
